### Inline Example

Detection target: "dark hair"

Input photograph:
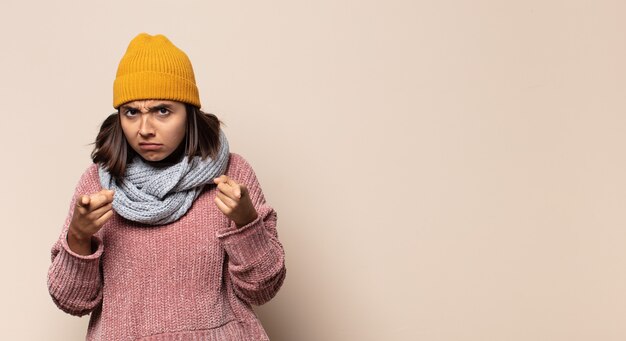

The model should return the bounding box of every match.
[91,103,225,179]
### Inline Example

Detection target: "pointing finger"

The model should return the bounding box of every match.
[88,192,114,211]
[225,178,242,198]
[216,181,240,201]
[77,194,90,208]
[216,190,237,208]
[218,176,240,198]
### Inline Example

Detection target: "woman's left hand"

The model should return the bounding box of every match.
[213,175,259,228]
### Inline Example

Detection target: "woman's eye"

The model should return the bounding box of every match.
[158,108,170,115]
[125,109,137,116]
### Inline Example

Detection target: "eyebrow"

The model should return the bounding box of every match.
[119,103,175,111]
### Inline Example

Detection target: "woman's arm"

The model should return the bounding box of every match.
[47,165,105,316]
[216,155,286,305]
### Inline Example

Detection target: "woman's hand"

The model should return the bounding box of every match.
[213,175,259,228]
[68,189,115,244]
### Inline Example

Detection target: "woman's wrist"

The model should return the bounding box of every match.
[68,224,91,242]
[67,225,94,255]
[235,210,259,228]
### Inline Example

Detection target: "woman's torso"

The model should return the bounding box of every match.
[81,156,269,340]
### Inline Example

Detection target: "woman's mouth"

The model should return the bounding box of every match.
[139,143,163,151]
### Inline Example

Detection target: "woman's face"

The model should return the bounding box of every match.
[119,99,187,162]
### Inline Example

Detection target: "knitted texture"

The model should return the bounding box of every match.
[98,129,230,225]
[47,153,286,341]
[113,33,201,109]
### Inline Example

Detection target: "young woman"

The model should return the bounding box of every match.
[47,33,286,340]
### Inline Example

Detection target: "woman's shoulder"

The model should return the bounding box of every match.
[73,163,102,192]
[80,163,100,180]
[226,152,252,172]
[225,152,258,180]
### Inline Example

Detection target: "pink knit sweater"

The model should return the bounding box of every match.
[47,153,286,340]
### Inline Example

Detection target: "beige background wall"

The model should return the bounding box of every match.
[1,0,625,340]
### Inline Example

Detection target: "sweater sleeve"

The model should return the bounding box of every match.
[216,155,286,306]
[47,165,104,317]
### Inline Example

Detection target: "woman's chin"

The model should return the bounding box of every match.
[137,150,184,166]
[138,152,167,162]
[133,143,184,165]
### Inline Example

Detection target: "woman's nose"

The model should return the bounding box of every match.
[138,115,155,137]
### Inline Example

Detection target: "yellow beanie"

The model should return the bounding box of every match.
[113,33,201,109]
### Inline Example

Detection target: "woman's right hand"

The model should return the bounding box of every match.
[67,189,115,255]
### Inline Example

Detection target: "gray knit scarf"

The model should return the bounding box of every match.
[98,129,230,225]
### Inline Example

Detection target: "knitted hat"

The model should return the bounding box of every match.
[113,33,201,109]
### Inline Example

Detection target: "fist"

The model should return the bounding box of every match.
[69,189,115,240]
[213,175,258,228]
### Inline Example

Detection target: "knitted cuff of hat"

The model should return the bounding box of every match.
[98,128,230,225]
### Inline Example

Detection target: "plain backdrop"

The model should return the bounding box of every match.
[1,0,625,340]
